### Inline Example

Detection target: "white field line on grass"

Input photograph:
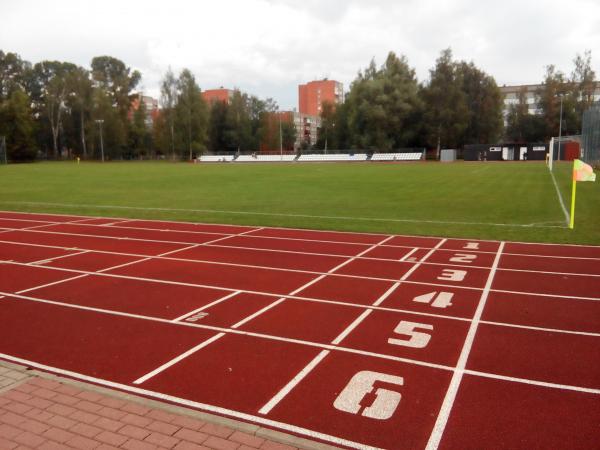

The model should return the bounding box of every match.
[0,201,565,228]
[2,210,599,253]
[0,353,380,450]
[425,242,505,450]
[133,235,397,384]
[3,289,598,396]
[549,168,570,226]
[258,238,447,415]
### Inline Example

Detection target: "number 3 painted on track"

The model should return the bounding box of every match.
[333,371,403,420]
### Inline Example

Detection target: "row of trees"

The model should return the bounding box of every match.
[505,50,596,143]
[0,50,295,161]
[0,48,596,160]
[316,49,596,152]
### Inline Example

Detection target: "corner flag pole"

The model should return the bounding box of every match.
[569,162,576,229]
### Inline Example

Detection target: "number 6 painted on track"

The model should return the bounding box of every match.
[333,371,403,420]
[388,321,433,348]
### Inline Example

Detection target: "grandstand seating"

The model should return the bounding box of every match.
[297,153,368,162]
[197,152,424,163]
[198,155,235,162]
[236,154,296,162]
[370,152,423,161]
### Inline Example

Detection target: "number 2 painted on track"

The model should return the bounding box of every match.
[388,320,433,348]
[449,253,477,264]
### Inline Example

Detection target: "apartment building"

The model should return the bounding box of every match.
[298,80,344,116]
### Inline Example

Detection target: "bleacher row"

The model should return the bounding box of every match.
[197,152,424,163]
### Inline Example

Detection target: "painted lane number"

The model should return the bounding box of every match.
[463,242,480,250]
[388,320,433,348]
[449,253,477,264]
[185,312,208,322]
[413,291,454,308]
[334,371,403,420]
[438,269,467,281]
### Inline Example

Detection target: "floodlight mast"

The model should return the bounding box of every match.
[95,119,105,162]
[558,95,563,161]
[279,110,283,160]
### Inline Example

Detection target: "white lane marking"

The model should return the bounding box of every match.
[0,201,564,228]
[29,250,90,265]
[0,352,380,450]
[172,291,242,322]
[399,247,419,262]
[132,235,397,383]
[1,215,599,265]
[15,274,89,295]
[3,256,600,337]
[258,238,448,415]
[464,369,600,395]
[133,333,227,385]
[2,289,599,393]
[4,208,600,251]
[258,350,331,415]
[426,242,505,450]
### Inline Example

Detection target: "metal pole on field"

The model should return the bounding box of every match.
[279,111,283,160]
[557,96,563,161]
[2,136,6,164]
[95,119,104,162]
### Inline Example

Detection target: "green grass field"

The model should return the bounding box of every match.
[0,161,598,245]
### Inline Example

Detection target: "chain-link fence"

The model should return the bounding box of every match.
[581,104,600,166]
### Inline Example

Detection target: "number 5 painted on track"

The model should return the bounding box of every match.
[388,320,433,348]
[333,371,403,420]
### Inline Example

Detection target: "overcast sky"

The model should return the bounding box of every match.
[2,0,599,110]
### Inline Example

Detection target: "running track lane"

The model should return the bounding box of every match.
[0,210,599,449]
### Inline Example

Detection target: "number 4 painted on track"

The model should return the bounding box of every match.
[413,291,454,308]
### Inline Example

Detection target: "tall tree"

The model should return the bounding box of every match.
[316,100,337,151]
[456,62,503,144]
[345,52,423,151]
[91,56,141,119]
[505,86,546,142]
[536,65,577,139]
[570,50,596,133]
[129,95,149,158]
[66,67,93,158]
[0,50,30,102]
[421,49,469,152]
[28,61,77,158]
[224,90,252,153]
[175,69,208,159]
[0,89,37,161]
[160,68,177,159]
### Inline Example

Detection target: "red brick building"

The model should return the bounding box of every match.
[298,80,344,116]
[128,94,159,128]
[202,88,234,105]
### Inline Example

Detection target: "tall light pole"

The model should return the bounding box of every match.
[95,119,105,162]
[557,95,563,161]
[279,110,283,160]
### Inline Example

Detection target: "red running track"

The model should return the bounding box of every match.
[0,210,599,449]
